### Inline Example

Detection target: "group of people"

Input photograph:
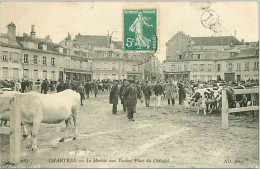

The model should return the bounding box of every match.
[108,79,188,121]
[109,79,143,121]
[14,79,33,93]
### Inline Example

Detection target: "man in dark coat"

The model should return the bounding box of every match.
[21,79,26,93]
[56,80,64,93]
[119,79,127,112]
[94,81,98,97]
[41,79,48,94]
[109,80,119,114]
[153,81,164,108]
[124,80,142,121]
[143,81,152,107]
[84,80,92,99]
[77,82,85,105]
[178,81,186,105]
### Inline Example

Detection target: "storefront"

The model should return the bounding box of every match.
[64,68,92,81]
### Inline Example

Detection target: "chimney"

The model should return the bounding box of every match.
[7,22,16,40]
[241,39,244,44]
[23,33,28,37]
[30,25,36,38]
[66,32,71,40]
[107,31,111,48]
[45,35,52,42]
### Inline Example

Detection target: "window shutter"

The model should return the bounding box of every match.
[22,54,24,63]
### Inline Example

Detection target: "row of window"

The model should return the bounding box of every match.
[219,61,259,72]
[170,62,259,72]
[65,59,90,69]
[96,51,121,58]
[95,73,126,80]
[2,52,19,62]
[2,67,19,79]
[23,69,56,80]
[2,67,58,80]
[23,54,56,66]
[95,62,129,71]
[171,64,213,72]
[193,75,213,82]
[25,41,90,57]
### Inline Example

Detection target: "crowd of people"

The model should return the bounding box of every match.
[5,77,258,122]
[108,79,189,121]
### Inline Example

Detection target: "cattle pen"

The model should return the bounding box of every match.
[0,96,21,164]
[222,88,259,129]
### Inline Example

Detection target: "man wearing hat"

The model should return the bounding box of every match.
[109,80,120,114]
[119,79,127,112]
[77,82,85,105]
[84,80,92,99]
[124,80,142,121]
[153,80,164,108]
[143,80,152,107]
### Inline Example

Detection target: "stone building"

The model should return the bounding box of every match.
[16,26,65,81]
[1,23,93,82]
[59,33,92,81]
[163,31,258,82]
[0,23,22,81]
[67,34,145,80]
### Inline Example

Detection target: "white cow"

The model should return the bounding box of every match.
[0,89,80,151]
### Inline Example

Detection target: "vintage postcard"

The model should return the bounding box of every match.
[0,1,259,168]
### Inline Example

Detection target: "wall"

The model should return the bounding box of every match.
[0,46,22,80]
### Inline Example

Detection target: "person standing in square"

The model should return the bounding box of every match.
[165,80,176,105]
[109,80,120,115]
[153,81,164,108]
[77,82,85,106]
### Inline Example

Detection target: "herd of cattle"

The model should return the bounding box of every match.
[0,80,259,151]
[184,84,259,116]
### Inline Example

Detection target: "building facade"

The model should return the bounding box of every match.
[163,31,259,82]
[0,23,94,82]
[1,23,162,82]
[0,23,22,81]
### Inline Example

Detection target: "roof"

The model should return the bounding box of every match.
[75,35,110,48]
[234,47,258,58]
[16,35,62,53]
[1,33,9,38]
[0,33,20,47]
[191,36,243,46]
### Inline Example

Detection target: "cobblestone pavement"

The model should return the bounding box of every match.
[1,93,258,168]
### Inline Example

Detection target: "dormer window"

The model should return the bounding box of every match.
[43,44,47,50]
[2,51,8,62]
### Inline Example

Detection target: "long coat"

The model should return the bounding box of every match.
[124,86,140,111]
[109,84,119,105]
[154,84,164,96]
[165,83,176,99]
[119,84,127,104]
[85,83,91,93]
[94,83,98,94]
[178,82,186,103]
[143,84,152,97]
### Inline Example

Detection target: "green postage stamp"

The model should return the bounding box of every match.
[123,9,158,52]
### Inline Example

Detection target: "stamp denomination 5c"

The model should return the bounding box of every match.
[123,9,158,52]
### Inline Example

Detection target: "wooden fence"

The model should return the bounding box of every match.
[0,96,21,164]
[222,88,259,129]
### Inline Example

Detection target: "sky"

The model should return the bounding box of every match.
[0,1,259,62]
